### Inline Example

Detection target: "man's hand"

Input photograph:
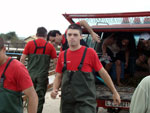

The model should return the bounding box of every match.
[51,89,58,99]
[79,20,101,43]
[91,32,101,43]
[112,92,121,105]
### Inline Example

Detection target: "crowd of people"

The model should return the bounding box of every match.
[0,19,150,113]
[100,32,150,85]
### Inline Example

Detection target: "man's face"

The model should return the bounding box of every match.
[66,29,81,47]
[49,34,62,46]
[141,40,149,47]
[0,47,5,65]
[122,39,129,46]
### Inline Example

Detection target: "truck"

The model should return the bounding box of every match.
[63,11,150,113]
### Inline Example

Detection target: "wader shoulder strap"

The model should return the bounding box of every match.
[33,40,38,53]
[78,47,88,70]
[62,34,69,51]
[43,42,48,54]
[33,40,48,54]
[1,58,13,83]
[62,50,67,72]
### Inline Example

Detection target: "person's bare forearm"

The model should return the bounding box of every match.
[53,73,62,91]
[24,87,38,113]
[20,54,27,64]
[102,43,107,55]
[27,93,38,113]
[20,57,25,64]
[51,73,62,99]
[79,20,93,34]
[98,67,121,105]
[53,58,58,68]
[98,67,117,94]
[79,20,100,42]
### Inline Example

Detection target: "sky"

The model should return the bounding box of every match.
[0,0,150,39]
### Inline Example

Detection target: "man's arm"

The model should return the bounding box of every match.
[98,67,121,105]
[102,37,113,56]
[51,73,62,99]
[53,58,58,66]
[79,20,100,43]
[23,86,38,113]
[125,49,129,68]
[20,54,27,64]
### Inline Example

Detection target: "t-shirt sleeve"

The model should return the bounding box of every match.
[23,42,30,55]
[90,48,103,71]
[55,52,63,73]
[16,63,33,91]
[76,22,80,25]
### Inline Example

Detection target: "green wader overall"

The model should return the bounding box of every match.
[0,59,23,113]
[61,48,97,113]
[27,40,50,113]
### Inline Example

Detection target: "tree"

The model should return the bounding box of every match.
[0,32,25,48]
[0,32,18,41]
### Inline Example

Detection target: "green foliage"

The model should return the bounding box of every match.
[0,32,19,41]
[0,32,25,48]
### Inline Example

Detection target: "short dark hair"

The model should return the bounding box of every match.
[36,27,47,37]
[0,37,4,50]
[47,30,61,41]
[67,24,82,35]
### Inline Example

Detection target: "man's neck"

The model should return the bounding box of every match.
[0,55,8,66]
[70,45,81,51]
[37,37,45,40]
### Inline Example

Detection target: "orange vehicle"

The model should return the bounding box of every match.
[63,11,150,113]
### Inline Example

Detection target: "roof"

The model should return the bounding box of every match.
[24,35,37,43]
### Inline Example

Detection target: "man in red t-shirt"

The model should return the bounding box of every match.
[51,24,121,113]
[0,37,38,113]
[47,20,100,51]
[20,27,57,113]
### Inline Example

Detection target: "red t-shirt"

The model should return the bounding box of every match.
[23,38,57,59]
[56,46,103,73]
[0,57,33,92]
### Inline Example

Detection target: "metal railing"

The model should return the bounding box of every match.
[5,42,26,53]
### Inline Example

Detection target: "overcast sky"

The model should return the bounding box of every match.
[0,0,150,38]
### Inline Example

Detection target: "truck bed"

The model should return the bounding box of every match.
[96,85,135,101]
